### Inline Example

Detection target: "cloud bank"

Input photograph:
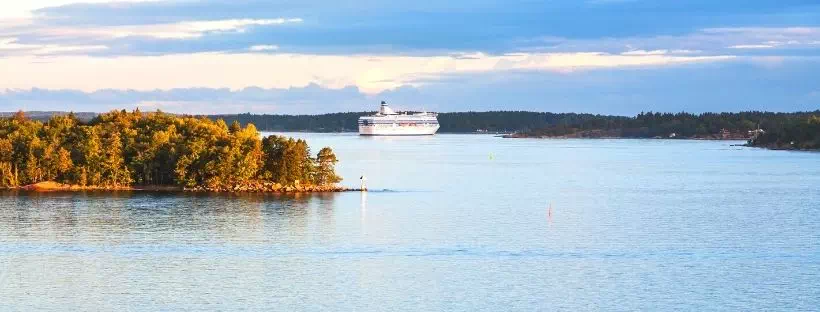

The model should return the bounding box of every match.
[0,0,818,113]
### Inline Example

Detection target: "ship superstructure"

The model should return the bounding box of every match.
[358,101,439,136]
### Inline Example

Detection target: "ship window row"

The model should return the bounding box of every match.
[359,123,438,127]
[359,121,439,125]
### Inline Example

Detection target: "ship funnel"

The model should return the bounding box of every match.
[379,101,397,115]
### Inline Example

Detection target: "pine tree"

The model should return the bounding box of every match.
[315,147,342,185]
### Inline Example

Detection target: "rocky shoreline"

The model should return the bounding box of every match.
[3,181,360,193]
[185,181,357,193]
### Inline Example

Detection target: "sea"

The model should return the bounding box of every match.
[1,133,819,311]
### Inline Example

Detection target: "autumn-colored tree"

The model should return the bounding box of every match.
[0,110,342,189]
[0,138,16,187]
[314,147,342,185]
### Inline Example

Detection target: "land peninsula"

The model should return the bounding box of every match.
[502,111,820,150]
[0,110,348,193]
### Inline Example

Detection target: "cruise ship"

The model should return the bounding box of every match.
[358,101,439,136]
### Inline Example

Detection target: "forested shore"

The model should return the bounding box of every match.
[747,115,820,150]
[212,110,819,150]
[5,110,818,151]
[505,111,820,150]
[0,110,345,192]
[211,111,619,133]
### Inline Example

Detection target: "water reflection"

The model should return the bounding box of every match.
[360,191,368,235]
[2,135,819,311]
[0,191,341,246]
[0,190,347,310]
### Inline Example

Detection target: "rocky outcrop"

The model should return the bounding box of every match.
[7,181,358,193]
[185,181,353,193]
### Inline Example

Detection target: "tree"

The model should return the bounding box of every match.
[0,110,343,190]
[315,147,342,185]
[0,138,16,187]
[101,131,132,186]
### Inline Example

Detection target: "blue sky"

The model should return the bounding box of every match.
[1,0,819,114]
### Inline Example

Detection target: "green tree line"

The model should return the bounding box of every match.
[749,115,820,150]
[19,110,818,138]
[0,110,342,189]
[518,111,820,141]
[211,111,610,133]
[211,111,820,139]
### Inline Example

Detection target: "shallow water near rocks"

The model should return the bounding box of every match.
[1,134,819,311]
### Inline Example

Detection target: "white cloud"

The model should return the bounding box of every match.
[0,37,107,55]
[704,27,820,50]
[30,18,302,40]
[249,45,279,52]
[728,44,776,49]
[544,27,820,56]
[621,49,669,56]
[671,49,702,54]
[0,51,735,94]
[0,0,161,19]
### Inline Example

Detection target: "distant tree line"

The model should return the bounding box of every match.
[4,110,817,153]
[748,115,820,150]
[211,111,635,133]
[17,110,818,140]
[0,110,342,190]
[210,111,818,144]
[212,112,369,132]
[0,111,97,122]
[514,111,820,141]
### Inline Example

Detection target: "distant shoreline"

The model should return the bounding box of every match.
[8,110,818,136]
[501,134,820,150]
[501,134,748,140]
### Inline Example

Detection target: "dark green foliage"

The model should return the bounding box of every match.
[520,111,820,141]
[212,111,597,133]
[260,135,315,185]
[0,111,97,123]
[0,110,342,188]
[211,110,819,150]
[749,115,820,150]
[208,111,820,139]
[437,111,610,133]
[316,147,342,185]
[213,112,369,132]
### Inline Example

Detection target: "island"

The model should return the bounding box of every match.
[0,110,347,192]
[502,111,820,150]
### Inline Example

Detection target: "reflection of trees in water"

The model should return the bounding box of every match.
[315,193,337,242]
[0,191,158,242]
[0,192,339,245]
[0,191,125,241]
[262,192,339,244]
[360,191,367,236]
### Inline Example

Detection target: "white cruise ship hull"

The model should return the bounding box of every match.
[358,101,440,136]
[359,124,440,136]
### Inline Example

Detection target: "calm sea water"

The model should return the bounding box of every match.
[1,134,819,311]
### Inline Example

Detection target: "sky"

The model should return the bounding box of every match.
[0,0,819,114]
